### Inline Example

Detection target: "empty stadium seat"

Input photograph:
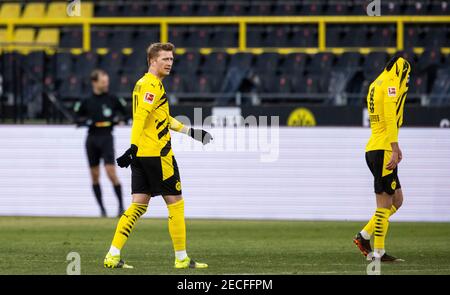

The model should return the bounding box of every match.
[122,2,148,17]
[58,75,82,99]
[13,28,35,45]
[80,2,94,17]
[173,51,201,74]
[367,26,396,47]
[282,53,307,75]
[95,2,121,17]
[147,2,172,16]
[208,26,238,48]
[36,29,59,48]
[91,28,110,49]
[22,3,46,19]
[263,26,290,47]
[98,51,123,75]
[248,2,272,16]
[195,2,221,16]
[122,51,147,74]
[54,52,73,81]
[201,52,228,74]
[133,28,160,52]
[289,26,317,47]
[163,74,187,94]
[326,1,350,15]
[109,28,135,49]
[73,51,99,79]
[59,27,82,48]
[273,2,299,15]
[21,51,45,80]
[309,52,335,74]
[334,52,362,69]
[47,2,67,18]
[253,53,280,75]
[0,3,22,19]
[223,2,249,16]
[229,52,254,70]
[363,52,388,80]
[0,29,6,44]
[171,2,194,16]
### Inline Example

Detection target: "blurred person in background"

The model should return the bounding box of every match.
[74,69,128,217]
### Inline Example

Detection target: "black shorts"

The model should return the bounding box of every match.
[85,134,115,167]
[131,156,182,197]
[365,150,401,195]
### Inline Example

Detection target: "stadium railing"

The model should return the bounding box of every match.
[0,16,449,54]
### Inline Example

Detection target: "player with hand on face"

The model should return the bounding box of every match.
[354,55,411,262]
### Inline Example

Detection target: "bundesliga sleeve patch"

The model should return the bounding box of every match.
[387,87,397,97]
[144,92,155,104]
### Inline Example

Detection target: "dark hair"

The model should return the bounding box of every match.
[385,55,401,72]
[147,42,175,65]
[90,69,107,82]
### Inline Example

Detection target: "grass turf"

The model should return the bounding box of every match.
[1,216,449,275]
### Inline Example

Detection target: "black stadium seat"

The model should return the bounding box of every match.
[201,52,228,74]
[122,2,148,17]
[109,28,134,49]
[95,3,120,17]
[163,73,187,94]
[59,27,82,48]
[363,52,388,80]
[73,52,98,79]
[334,52,362,69]
[58,75,82,99]
[253,53,280,75]
[91,28,110,49]
[308,52,335,74]
[173,51,201,75]
[210,26,238,48]
[54,52,73,81]
[98,51,123,75]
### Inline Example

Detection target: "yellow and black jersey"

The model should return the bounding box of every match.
[366,57,411,152]
[130,72,185,157]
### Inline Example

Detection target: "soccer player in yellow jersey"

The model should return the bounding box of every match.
[104,43,212,269]
[353,55,411,262]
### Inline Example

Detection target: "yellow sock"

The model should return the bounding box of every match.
[362,205,397,237]
[373,207,390,250]
[111,203,148,250]
[167,199,186,252]
[390,204,397,216]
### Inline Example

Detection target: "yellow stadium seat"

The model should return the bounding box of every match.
[22,3,46,19]
[47,2,67,18]
[0,29,6,44]
[13,28,35,44]
[36,28,60,47]
[80,2,93,17]
[0,3,22,19]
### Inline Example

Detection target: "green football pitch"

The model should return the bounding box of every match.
[1,216,450,275]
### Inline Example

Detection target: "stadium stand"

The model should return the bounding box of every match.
[0,0,449,121]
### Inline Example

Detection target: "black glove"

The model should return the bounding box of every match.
[188,128,213,145]
[116,144,138,168]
